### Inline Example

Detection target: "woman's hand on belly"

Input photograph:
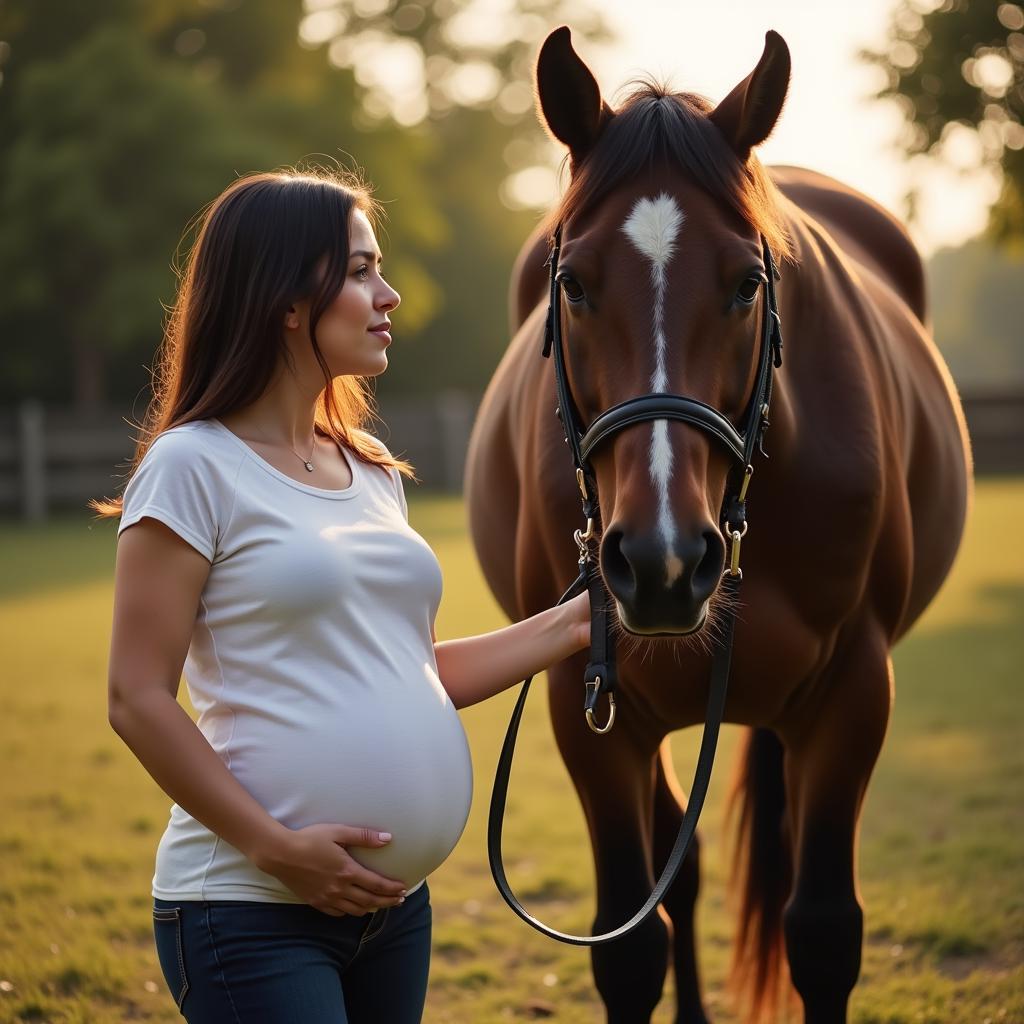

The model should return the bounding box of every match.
[254,823,410,917]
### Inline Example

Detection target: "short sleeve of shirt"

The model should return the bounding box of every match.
[117,429,236,562]
[389,466,409,522]
[357,429,409,522]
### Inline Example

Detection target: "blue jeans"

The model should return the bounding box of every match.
[152,883,431,1023]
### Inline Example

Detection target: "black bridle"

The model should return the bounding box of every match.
[487,219,784,945]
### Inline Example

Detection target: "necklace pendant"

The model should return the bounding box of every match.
[304,461,314,472]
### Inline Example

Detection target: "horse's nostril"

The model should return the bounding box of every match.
[692,528,725,596]
[600,528,635,600]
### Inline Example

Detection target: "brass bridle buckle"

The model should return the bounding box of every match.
[723,464,753,578]
[585,677,616,734]
[724,520,748,579]
[574,518,595,564]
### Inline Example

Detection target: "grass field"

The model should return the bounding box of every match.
[1,481,1022,1023]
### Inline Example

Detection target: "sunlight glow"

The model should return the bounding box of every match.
[299,9,347,47]
[443,0,516,50]
[444,61,501,106]
[968,53,1015,98]
[499,165,558,211]
[497,81,535,117]
[583,0,1000,253]
[353,0,393,17]
[997,3,1024,31]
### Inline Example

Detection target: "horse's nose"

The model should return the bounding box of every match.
[685,527,726,601]
[600,523,725,631]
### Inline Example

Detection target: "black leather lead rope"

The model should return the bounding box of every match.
[487,218,781,945]
[581,540,617,732]
[487,572,738,945]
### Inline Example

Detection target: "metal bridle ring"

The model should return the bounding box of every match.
[585,681,616,735]
[723,519,749,539]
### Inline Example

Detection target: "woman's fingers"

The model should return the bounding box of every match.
[261,822,410,910]
[313,884,405,917]
[324,824,408,894]
[317,904,347,918]
[329,824,393,848]
[339,883,405,914]
[346,862,408,899]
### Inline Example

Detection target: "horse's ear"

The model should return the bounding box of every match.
[710,30,790,161]
[536,26,613,166]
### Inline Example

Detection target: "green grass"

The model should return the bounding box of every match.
[0,482,1022,1023]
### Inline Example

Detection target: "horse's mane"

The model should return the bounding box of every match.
[542,80,793,263]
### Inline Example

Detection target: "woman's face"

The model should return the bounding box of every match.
[293,207,401,379]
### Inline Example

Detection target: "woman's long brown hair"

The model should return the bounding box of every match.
[90,166,412,520]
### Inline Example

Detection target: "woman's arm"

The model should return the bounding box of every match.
[109,517,409,915]
[433,591,591,709]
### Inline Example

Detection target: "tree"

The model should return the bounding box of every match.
[0,4,446,410]
[0,26,273,410]
[0,1,611,410]
[864,0,1024,241]
[291,0,611,128]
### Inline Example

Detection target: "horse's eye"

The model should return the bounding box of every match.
[736,275,764,306]
[557,273,585,303]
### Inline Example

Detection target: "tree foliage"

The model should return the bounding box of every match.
[0,26,270,407]
[864,0,1024,240]
[0,1,609,411]
[292,0,611,127]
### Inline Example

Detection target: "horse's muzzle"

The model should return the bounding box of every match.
[600,525,724,634]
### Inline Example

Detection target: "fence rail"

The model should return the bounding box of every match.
[2,390,1022,522]
[0,393,478,522]
[959,392,1024,476]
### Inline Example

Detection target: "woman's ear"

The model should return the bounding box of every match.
[709,30,791,162]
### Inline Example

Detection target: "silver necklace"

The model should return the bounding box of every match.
[253,423,317,472]
[296,434,317,472]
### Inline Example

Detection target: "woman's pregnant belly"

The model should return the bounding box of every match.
[222,672,474,889]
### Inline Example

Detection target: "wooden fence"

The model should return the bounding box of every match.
[1,390,1022,522]
[0,392,478,523]
[959,392,1024,476]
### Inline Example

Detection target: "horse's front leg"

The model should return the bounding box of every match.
[779,622,893,1024]
[548,659,669,1024]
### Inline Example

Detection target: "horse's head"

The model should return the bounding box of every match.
[536,27,792,636]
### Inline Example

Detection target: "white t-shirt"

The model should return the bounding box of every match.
[117,418,473,902]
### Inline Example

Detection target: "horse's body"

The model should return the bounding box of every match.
[466,29,971,1024]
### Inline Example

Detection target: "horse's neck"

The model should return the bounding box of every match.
[759,208,884,469]
[773,207,862,367]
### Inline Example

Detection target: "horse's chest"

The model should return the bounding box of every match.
[616,581,830,731]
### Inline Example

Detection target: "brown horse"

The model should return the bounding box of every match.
[465,26,971,1024]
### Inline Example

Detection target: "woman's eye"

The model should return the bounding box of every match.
[736,275,763,305]
[355,265,387,281]
[557,274,585,303]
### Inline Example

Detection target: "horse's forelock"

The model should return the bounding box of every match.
[542,86,791,262]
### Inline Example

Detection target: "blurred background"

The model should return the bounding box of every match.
[1,3,1023,1023]
[0,0,1021,506]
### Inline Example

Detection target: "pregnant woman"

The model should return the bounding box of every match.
[93,168,590,1023]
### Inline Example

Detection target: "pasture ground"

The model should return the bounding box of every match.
[0,481,1021,1023]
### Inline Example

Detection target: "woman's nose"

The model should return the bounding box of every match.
[380,282,400,311]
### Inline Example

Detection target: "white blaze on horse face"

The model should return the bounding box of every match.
[622,193,685,585]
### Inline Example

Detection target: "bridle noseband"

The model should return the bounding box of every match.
[544,222,783,534]
[488,219,784,945]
